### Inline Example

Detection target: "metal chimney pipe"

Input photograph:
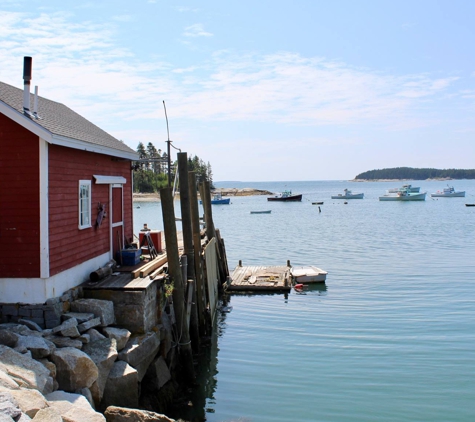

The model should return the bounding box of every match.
[23,56,32,113]
[33,86,39,116]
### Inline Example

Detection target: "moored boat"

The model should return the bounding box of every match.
[291,266,328,283]
[430,185,465,198]
[331,188,364,199]
[200,192,231,205]
[267,190,302,202]
[387,184,420,193]
[379,187,426,201]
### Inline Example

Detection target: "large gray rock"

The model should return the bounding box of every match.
[62,313,95,324]
[0,391,21,419]
[18,319,42,332]
[1,325,41,338]
[102,327,131,352]
[50,347,98,392]
[0,366,19,390]
[36,359,56,376]
[0,346,53,394]
[117,331,160,369]
[31,407,62,421]
[15,336,55,359]
[51,318,78,335]
[0,330,19,348]
[71,300,115,327]
[102,361,138,410]
[45,390,105,422]
[78,318,101,334]
[104,406,175,421]
[146,356,171,390]
[86,329,105,342]
[82,339,118,406]
[46,335,83,349]
[7,388,48,418]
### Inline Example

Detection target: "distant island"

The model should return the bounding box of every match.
[354,167,475,181]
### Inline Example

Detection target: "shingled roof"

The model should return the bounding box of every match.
[0,81,138,160]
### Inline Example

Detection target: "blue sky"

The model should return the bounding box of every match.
[1,0,475,181]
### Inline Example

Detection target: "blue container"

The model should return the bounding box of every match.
[119,249,141,266]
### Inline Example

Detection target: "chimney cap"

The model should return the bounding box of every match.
[23,56,32,82]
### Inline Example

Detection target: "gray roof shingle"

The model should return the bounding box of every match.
[0,81,137,158]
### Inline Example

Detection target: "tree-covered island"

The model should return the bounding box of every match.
[133,141,213,193]
[354,167,475,180]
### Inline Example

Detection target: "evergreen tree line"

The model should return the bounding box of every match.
[355,167,475,180]
[133,141,214,192]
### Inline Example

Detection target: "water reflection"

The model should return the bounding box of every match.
[171,297,232,421]
[293,283,328,295]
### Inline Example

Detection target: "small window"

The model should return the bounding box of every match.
[79,180,92,229]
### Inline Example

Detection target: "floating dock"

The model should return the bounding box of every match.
[227,264,291,292]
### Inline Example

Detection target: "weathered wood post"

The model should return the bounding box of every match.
[202,180,215,241]
[177,152,200,350]
[188,171,207,335]
[203,180,227,283]
[160,186,195,383]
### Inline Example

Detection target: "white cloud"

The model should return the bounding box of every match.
[183,23,213,37]
[0,9,468,164]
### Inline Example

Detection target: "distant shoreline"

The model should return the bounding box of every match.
[351,177,454,182]
[133,188,273,202]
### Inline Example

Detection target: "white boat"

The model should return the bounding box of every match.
[379,187,426,201]
[387,184,420,193]
[291,266,328,283]
[331,189,364,199]
[430,185,465,198]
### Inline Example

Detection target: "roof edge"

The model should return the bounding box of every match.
[0,100,53,141]
[1,101,139,161]
[50,134,139,160]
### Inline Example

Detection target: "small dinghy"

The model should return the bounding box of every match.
[291,266,328,283]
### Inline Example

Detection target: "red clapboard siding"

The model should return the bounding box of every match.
[0,114,40,277]
[48,145,133,276]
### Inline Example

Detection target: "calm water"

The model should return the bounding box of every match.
[134,180,475,422]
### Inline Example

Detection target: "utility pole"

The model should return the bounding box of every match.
[163,100,172,187]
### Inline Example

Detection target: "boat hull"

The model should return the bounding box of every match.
[250,210,271,214]
[379,192,426,201]
[430,191,465,197]
[331,193,364,199]
[291,266,328,283]
[267,194,302,202]
[200,198,231,205]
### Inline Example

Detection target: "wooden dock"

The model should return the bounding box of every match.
[227,265,291,292]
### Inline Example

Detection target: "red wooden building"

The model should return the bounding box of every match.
[0,58,139,304]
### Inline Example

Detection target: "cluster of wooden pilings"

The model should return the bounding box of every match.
[160,152,229,384]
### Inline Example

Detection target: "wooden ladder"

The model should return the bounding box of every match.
[140,231,158,259]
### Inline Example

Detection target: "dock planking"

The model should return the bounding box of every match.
[228,265,291,292]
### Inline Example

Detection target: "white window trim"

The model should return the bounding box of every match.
[93,175,126,184]
[79,180,92,230]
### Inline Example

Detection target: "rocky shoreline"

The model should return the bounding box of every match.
[0,295,177,422]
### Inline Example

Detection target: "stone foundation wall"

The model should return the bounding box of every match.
[0,287,81,328]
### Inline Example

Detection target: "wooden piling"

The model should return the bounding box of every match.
[160,186,195,384]
[188,172,207,335]
[177,153,200,350]
[202,180,228,283]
